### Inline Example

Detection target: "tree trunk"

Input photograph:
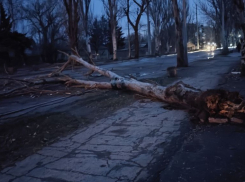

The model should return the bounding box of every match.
[42,31,49,62]
[124,0,148,59]
[166,28,170,54]
[221,0,229,54]
[166,41,170,54]
[154,25,161,55]
[215,28,221,48]
[147,4,152,55]
[242,25,245,40]
[127,21,131,58]
[233,0,245,76]
[155,35,160,55]
[63,0,79,50]
[176,34,185,67]
[134,28,139,58]
[111,25,117,60]
[196,4,199,50]
[107,0,117,61]
[80,0,91,57]
[172,0,187,67]
[241,59,245,76]
[86,36,91,54]
[182,0,188,66]
[52,53,245,124]
[241,40,245,76]
[233,0,245,37]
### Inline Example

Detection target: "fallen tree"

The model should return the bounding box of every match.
[0,75,71,98]
[50,51,245,124]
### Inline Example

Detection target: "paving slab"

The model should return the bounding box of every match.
[1,100,185,182]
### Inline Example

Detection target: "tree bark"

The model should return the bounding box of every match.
[154,23,160,55]
[134,28,139,58]
[63,0,79,50]
[241,59,245,76]
[166,41,170,54]
[111,24,117,60]
[172,0,188,67]
[233,0,245,36]
[182,0,188,66]
[155,35,160,55]
[127,21,131,58]
[146,4,152,55]
[221,0,229,54]
[80,0,92,55]
[233,0,245,75]
[107,0,118,60]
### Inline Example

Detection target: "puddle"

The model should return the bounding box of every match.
[207,51,215,59]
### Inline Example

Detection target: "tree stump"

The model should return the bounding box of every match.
[241,59,245,76]
[167,67,177,77]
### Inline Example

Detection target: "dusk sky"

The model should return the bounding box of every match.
[91,0,203,35]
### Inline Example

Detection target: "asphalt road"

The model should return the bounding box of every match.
[10,50,220,81]
[69,50,220,81]
[0,49,225,121]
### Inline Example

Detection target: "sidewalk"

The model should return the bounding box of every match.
[159,58,245,182]
[0,52,243,182]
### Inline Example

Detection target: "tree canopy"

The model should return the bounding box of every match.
[90,15,125,54]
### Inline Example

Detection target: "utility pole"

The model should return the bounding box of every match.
[196,4,199,49]
[147,2,152,55]
[183,0,188,66]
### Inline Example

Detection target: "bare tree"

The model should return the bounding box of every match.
[102,0,118,60]
[3,0,22,31]
[150,0,164,55]
[124,0,150,58]
[171,0,188,67]
[150,0,174,55]
[199,0,235,50]
[79,0,92,54]
[233,0,245,76]
[63,0,80,50]
[233,0,245,36]
[22,0,66,63]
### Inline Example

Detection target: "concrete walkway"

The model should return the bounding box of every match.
[0,53,241,182]
[1,101,186,182]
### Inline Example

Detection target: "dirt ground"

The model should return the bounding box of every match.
[218,63,245,95]
[0,84,136,170]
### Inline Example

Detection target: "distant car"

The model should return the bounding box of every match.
[206,42,216,51]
